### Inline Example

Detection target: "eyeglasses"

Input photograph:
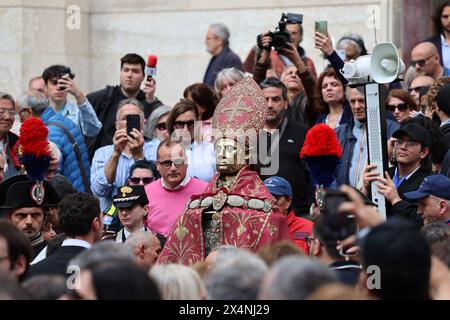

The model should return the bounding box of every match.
[386,103,409,112]
[129,176,155,185]
[0,108,17,117]
[411,54,436,67]
[158,158,185,169]
[173,120,195,130]
[408,86,430,94]
[394,138,419,148]
[0,256,9,263]
[156,122,167,131]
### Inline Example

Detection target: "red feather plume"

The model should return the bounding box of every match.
[19,118,51,158]
[300,123,343,158]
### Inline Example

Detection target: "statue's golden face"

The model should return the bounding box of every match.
[215,138,246,175]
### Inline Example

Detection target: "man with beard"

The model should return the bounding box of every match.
[257,77,313,217]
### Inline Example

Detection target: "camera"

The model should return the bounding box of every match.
[321,190,357,242]
[258,13,303,52]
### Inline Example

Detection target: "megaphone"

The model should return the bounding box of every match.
[370,42,405,84]
[340,55,372,85]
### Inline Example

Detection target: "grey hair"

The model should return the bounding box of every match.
[144,105,171,139]
[206,249,268,300]
[125,230,160,251]
[262,256,337,300]
[210,245,240,264]
[17,93,48,115]
[210,23,230,47]
[214,67,245,97]
[345,85,365,101]
[421,222,449,244]
[116,98,145,121]
[150,264,206,300]
[68,241,134,271]
[0,92,16,108]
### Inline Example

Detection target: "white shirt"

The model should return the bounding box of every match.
[62,239,92,249]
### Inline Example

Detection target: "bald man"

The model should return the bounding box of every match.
[124,230,161,269]
[411,42,444,80]
[409,76,435,105]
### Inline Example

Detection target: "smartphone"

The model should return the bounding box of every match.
[315,20,328,36]
[57,68,75,91]
[322,190,357,241]
[126,114,141,136]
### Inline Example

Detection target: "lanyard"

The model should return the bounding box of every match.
[393,170,407,188]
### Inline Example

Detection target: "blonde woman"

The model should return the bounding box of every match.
[149,264,206,300]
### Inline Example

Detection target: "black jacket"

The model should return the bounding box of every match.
[388,166,432,226]
[27,246,86,279]
[440,148,450,178]
[86,85,163,160]
[257,118,313,216]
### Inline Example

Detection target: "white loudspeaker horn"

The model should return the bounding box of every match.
[371,42,405,84]
[340,55,372,84]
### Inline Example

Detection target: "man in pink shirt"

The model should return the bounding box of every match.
[145,139,208,237]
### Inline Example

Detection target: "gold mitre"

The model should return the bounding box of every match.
[212,77,267,142]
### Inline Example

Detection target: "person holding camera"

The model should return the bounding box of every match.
[42,65,102,138]
[253,28,317,129]
[244,13,317,82]
[91,98,157,212]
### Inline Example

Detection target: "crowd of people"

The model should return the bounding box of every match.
[0,2,450,301]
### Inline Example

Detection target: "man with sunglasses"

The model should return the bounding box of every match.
[362,123,432,225]
[408,76,435,106]
[145,139,208,237]
[411,42,445,80]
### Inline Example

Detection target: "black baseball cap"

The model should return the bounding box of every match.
[392,123,431,148]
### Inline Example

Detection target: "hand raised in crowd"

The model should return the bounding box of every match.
[256,32,272,65]
[375,171,402,205]
[334,185,383,262]
[127,128,145,160]
[143,77,156,103]
[314,31,334,57]
[387,137,397,163]
[57,75,86,105]
[279,42,307,73]
[112,128,128,156]
[339,184,384,229]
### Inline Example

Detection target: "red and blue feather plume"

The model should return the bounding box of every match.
[18,118,52,181]
[300,124,343,188]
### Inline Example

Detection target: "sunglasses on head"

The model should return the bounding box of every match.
[156,122,167,131]
[129,176,155,184]
[173,120,195,130]
[386,103,409,112]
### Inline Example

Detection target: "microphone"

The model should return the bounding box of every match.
[145,55,158,81]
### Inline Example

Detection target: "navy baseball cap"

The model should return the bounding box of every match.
[263,176,292,197]
[403,175,450,200]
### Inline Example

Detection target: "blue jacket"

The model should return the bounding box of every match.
[335,117,399,186]
[41,107,91,192]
